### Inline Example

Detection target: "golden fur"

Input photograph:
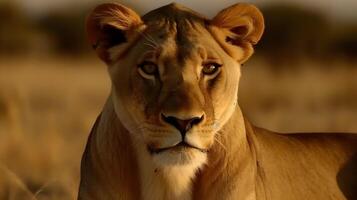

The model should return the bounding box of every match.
[78,3,357,200]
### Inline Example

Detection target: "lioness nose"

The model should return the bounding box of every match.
[161,114,203,138]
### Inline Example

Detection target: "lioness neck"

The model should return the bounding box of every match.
[193,106,259,200]
[136,148,197,200]
[81,98,258,200]
[90,98,204,200]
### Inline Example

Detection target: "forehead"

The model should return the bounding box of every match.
[140,4,220,59]
[142,3,207,34]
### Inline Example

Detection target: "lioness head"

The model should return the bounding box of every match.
[86,3,264,167]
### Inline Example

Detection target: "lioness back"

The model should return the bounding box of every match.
[249,125,357,200]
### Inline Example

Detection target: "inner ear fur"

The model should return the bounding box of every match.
[86,3,143,62]
[211,3,264,63]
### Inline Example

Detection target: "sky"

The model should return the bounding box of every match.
[14,0,357,22]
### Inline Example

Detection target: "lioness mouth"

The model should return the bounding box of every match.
[149,142,208,154]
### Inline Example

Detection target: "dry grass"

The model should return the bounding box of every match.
[0,56,109,199]
[0,56,356,199]
[240,58,357,133]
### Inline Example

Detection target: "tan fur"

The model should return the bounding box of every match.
[78,3,357,200]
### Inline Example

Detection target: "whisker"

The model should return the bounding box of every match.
[215,131,223,137]
[143,42,157,49]
[140,31,159,45]
[138,124,172,134]
[139,32,159,49]
[214,136,227,152]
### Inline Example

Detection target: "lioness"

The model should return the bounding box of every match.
[78,2,356,200]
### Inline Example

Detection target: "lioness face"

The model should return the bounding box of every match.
[87,3,264,167]
[111,22,240,167]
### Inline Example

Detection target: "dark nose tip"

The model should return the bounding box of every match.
[161,114,204,138]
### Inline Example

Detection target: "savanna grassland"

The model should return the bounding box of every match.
[0,57,109,199]
[0,56,356,199]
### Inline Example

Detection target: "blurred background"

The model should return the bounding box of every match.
[0,0,356,199]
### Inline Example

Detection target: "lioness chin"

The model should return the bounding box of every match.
[78,2,356,200]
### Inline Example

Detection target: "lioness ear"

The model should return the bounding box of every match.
[86,3,143,63]
[211,3,264,63]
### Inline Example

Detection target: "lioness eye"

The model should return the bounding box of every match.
[138,61,158,75]
[202,63,221,75]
